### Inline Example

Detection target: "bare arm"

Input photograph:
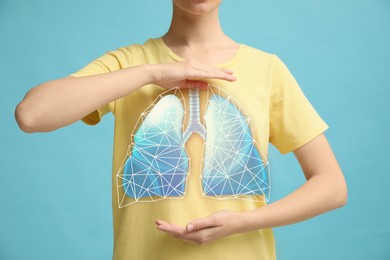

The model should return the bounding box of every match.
[242,133,347,229]
[156,133,348,245]
[15,59,236,133]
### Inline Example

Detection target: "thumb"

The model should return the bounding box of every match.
[186,216,217,232]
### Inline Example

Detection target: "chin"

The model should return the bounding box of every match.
[173,0,222,16]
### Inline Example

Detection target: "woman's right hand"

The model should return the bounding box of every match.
[150,59,236,90]
[15,59,235,133]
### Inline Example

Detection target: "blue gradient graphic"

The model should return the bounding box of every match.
[122,95,189,199]
[202,94,270,198]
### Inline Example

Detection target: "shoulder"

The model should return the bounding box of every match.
[242,44,295,76]
[243,44,274,60]
[110,42,146,57]
[103,38,159,65]
[119,38,160,54]
[239,43,277,68]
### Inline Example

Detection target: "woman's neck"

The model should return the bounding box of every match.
[162,3,239,65]
[163,4,233,49]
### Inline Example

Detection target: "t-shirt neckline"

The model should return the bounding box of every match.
[154,37,244,68]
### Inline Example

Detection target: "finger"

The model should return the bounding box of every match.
[155,219,175,225]
[180,226,222,245]
[156,221,186,236]
[155,223,199,245]
[183,59,236,81]
[219,68,234,74]
[155,219,178,229]
[157,222,221,246]
[207,66,235,79]
[207,71,236,82]
[155,221,210,242]
[193,61,232,75]
[214,72,236,81]
[189,67,236,82]
[186,215,219,232]
[203,67,236,81]
[156,224,176,234]
[155,219,169,226]
[180,80,208,89]
[155,220,179,231]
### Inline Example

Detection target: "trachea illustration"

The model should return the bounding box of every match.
[183,89,206,142]
[117,86,270,207]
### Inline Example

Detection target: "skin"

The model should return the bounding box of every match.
[155,134,347,245]
[14,60,235,132]
[155,0,347,245]
[15,0,347,247]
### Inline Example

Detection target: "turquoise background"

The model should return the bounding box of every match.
[1,0,389,259]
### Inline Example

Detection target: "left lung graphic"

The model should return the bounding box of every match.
[120,94,189,203]
[202,94,270,200]
[116,87,270,208]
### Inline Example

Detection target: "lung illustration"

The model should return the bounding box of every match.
[116,86,270,208]
[117,90,189,207]
[201,90,270,200]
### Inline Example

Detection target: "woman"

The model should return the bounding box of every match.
[15,0,347,259]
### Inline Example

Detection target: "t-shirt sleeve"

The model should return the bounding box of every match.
[68,50,122,125]
[269,54,329,154]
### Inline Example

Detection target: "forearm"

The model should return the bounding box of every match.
[15,64,153,132]
[241,172,347,232]
[15,59,236,133]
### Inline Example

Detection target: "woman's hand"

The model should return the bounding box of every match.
[155,209,245,246]
[15,58,234,133]
[151,59,236,90]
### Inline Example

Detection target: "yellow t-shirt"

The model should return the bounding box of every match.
[69,37,328,260]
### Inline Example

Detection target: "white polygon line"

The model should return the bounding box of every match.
[201,85,270,201]
[116,87,190,206]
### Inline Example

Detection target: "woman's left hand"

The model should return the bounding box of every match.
[155,209,245,246]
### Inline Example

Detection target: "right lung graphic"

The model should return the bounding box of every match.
[116,86,270,208]
[202,93,270,200]
[122,94,189,201]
